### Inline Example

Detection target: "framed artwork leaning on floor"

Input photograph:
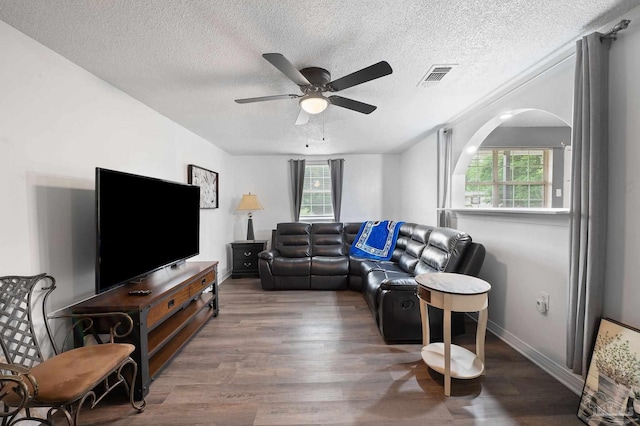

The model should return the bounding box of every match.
[578,318,640,425]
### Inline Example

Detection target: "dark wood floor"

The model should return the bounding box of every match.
[80,278,583,425]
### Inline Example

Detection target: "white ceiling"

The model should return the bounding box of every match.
[1,1,637,155]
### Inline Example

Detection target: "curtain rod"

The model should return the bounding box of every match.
[601,19,631,41]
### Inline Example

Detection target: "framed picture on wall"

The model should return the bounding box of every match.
[577,318,640,424]
[188,164,218,209]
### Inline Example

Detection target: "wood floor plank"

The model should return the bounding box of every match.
[78,277,583,425]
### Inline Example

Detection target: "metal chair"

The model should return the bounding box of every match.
[0,274,145,425]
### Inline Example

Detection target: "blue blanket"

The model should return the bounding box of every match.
[350,220,405,260]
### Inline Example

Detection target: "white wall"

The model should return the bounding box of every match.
[605,15,640,327]
[451,212,571,375]
[230,154,402,245]
[398,132,439,226]
[0,21,234,310]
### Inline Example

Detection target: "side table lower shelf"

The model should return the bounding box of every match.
[421,342,485,379]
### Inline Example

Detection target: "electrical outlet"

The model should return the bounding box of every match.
[536,292,550,313]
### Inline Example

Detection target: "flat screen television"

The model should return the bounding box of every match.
[95,167,200,294]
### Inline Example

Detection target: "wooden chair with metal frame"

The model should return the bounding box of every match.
[0,273,146,425]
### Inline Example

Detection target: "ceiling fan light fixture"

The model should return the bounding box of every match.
[300,93,329,114]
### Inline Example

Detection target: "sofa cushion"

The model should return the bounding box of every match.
[363,270,387,319]
[412,224,433,244]
[276,223,311,258]
[273,276,310,289]
[398,239,425,273]
[414,227,472,275]
[343,222,362,254]
[349,256,366,276]
[363,269,413,319]
[397,225,430,273]
[389,222,417,261]
[272,257,311,276]
[311,256,349,275]
[311,223,345,257]
[360,260,404,277]
[380,276,417,291]
[311,275,348,290]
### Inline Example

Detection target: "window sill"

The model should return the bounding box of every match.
[443,207,570,216]
[299,216,336,222]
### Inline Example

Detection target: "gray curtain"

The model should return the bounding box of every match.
[289,159,306,222]
[437,128,452,227]
[566,33,611,377]
[328,158,344,222]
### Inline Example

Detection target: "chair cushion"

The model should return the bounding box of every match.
[31,343,135,404]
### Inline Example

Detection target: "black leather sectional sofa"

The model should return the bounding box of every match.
[258,222,486,343]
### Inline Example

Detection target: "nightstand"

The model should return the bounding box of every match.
[231,240,267,278]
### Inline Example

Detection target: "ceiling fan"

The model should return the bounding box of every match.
[235,53,393,125]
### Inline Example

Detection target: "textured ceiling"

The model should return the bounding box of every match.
[1,1,638,155]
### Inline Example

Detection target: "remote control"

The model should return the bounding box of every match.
[128,289,151,296]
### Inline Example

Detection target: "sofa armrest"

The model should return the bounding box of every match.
[380,276,416,291]
[258,249,280,262]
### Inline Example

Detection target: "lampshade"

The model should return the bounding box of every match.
[236,193,263,211]
[236,193,263,240]
[300,93,329,114]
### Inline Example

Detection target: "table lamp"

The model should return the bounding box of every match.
[235,193,263,240]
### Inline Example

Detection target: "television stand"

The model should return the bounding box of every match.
[71,261,218,400]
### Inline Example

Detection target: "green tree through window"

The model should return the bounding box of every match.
[465,149,551,208]
[300,163,334,218]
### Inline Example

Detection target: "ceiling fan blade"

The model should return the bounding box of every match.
[328,95,377,114]
[262,53,311,86]
[295,109,310,125]
[327,61,393,92]
[235,94,299,104]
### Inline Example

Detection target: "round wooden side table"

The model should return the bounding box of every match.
[415,272,491,396]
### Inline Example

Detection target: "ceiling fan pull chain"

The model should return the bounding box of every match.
[323,112,326,141]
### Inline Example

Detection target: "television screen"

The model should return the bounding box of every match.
[96,168,200,294]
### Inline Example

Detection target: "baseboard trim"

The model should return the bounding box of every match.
[484,319,584,395]
[218,270,232,284]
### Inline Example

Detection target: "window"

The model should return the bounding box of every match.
[465,149,552,208]
[300,163,334,218]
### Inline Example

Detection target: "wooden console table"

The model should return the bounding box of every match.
[415,272,491,396]
[71,261,218,399]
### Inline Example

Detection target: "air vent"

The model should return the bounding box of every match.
[418,64,458,87]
